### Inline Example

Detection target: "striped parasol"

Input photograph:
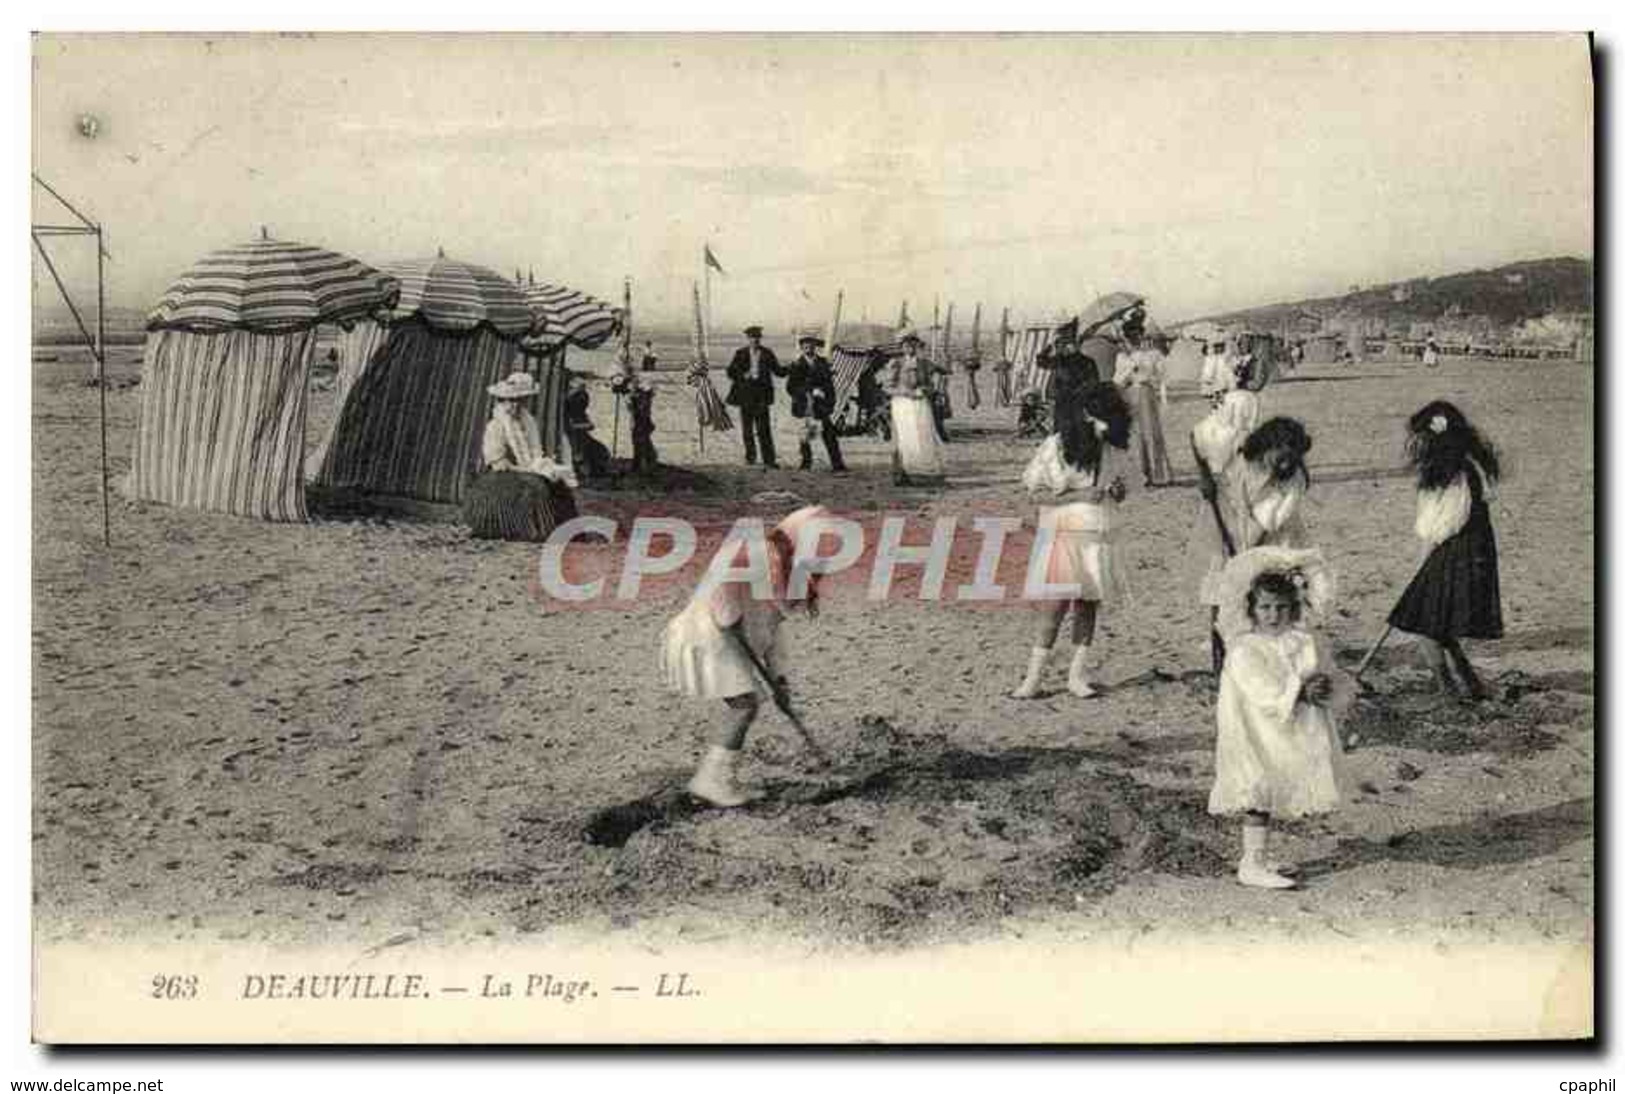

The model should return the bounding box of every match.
[147,233,400,333]
[522,280,623,351]
[376,252,535,337]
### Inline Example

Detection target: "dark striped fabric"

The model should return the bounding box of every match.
[462,471,578,542]
[1006,326,1057,400]
[830,342,903,412]
[148,239,399,334]
[314,321,519,504]
[692,373,733,432]
[127,328,317,521]
[377,257,535,337]
[521,283,622,351]
[521,346,571,460]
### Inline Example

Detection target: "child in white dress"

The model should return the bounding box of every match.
[1209,547,1352,889]
[1191,411,1313,673]
[1010,383,1134,700]
[662,506,829,807]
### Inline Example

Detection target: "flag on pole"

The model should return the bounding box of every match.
[704,244,726,276]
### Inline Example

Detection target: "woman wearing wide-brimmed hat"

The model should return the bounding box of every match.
[887,327,947,485]
[462,371,579,541]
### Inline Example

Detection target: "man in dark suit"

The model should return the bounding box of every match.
[785,332,847,472]
[726,325,788,467]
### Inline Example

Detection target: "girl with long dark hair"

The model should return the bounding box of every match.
[1386,401,1503,699]
[1010,383,1134,699]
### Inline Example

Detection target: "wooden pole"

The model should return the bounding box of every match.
[95,223,109,547]
[702,246,713,361]
[1354,625,1395,681]
[692,282,708,456]
[621,277,633,364]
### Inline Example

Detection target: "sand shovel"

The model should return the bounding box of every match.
[728,629,832,767]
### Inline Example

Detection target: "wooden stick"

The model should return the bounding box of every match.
[1190,440,1236,557]
[729,629,829,765]
[1354,624,1395,681]
[96,223,109,546]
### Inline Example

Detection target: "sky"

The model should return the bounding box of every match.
[30,32,1593,332]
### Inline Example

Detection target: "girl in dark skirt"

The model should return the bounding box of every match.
[1387,401,1503,699]
[464,372,580,542]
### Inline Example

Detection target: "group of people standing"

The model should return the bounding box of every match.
[724,325,848,472]
[661,304,1509,894]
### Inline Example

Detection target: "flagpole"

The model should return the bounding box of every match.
[825,289,844,351]
[703,244,713,360]
[692,281,708,456]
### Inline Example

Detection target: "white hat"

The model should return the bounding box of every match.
[776,504,831,545]
[488,371,541,399]
[1214,547,1336,641]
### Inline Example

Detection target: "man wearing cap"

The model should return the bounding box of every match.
[785,332,847,472]
[726,325,789,467]
[1034,317,1103,407]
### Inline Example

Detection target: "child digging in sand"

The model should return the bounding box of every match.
[1385,400,1504,701]
[1209,547,1352,889]
[661,506,829,807]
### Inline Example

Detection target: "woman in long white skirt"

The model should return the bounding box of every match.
[661,506,829,807]
[1010,383,1135,700]
[888,328,947,485]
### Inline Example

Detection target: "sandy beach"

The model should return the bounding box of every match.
[32,349,1593,956]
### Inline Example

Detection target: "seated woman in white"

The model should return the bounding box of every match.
[463,371,578,541]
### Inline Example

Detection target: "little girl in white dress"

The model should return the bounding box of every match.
[662,506,829,807]
[1209,547,1352,889]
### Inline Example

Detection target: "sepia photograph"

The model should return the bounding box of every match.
[24,30,1594,1045]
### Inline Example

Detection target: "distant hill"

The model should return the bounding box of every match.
[1188,256,1593,339]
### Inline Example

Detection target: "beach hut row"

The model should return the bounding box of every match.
[125,236,619,523]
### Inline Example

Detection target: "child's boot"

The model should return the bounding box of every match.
[688,746,757,808]
[1237,824,1295,889]
[1011,646,1051,699]
[1447,645,1490,702]
[1067,645,1100,699]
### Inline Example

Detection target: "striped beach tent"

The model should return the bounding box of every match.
[312,255,537,505]
[146,234,399,334]
[830,341,902,416]
[127,236,398,521]
[521,281,622,352]
[1005,325,1056,400]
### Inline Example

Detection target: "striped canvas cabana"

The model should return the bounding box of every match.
[1004,326,1056,400]
[311,255,536,506]
[313,319,524,504]
[829,341,902,415]
[130,327,320,522]
[127,237,398,522]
